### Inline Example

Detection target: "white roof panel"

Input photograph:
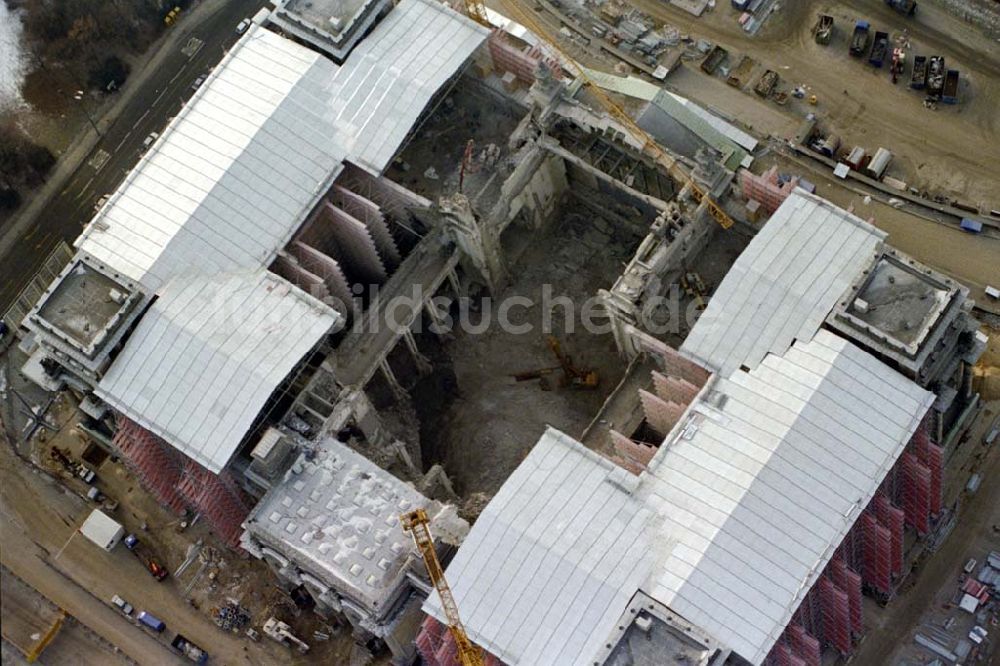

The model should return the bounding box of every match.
[682,189,886,376]
[330,0,488,173]
[640,330,934,664]
[77,0,485,292]
[423,428,656,666]
[97,270,339,472]
[436,333,933,665]
[77,28,345,292]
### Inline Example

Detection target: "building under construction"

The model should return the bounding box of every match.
[11,0,987,663]
[421,189,986,666]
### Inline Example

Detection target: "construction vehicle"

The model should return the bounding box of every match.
[171,634,209,664]
[513,336,599,389]
[869,31,889,68]
[401,509,483,666]
[681,272,707,311]
[25,611,65,663]
[886,0,917,16]
[813,14,834,44]
[263,618,310,654]
[124,534,169,581]
[849,20,870,57]
[910,55,927,89]
[460,0,735,230]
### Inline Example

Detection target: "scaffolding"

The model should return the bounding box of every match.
[113,417,187,514]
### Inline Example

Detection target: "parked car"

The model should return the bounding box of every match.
[111,594,133,616]
[142,132,159,150]
[93,193,110,212]
[191,74,207,90]
[235,18,251,34]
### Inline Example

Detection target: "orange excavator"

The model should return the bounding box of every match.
[512,336,599,389]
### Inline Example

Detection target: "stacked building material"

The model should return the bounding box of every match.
[487,32,563,84]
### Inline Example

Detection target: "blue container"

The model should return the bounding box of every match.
[137,611,166,633]
[960,218,982,233]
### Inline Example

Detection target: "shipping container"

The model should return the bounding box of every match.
[80,509,124,552]
[960,218,983,233]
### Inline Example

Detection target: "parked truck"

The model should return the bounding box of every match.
[927,56,946,95]
[910,55,927,89]
[869,31,889,67]
[941,69,960,103]
[813,14,834,44]
[171,634,209,664]
[849,20,870,57]
[886,0,917,15]
[124,534,169,581]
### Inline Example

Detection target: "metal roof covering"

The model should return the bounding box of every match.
[640,329,934,664]
[681,189,886,377]
[77,28,345,293]
[243,436,435,612]
[76,0,485,293]
[329,0,488,174]
[424,428,656,666]
[428,333,932,665]
[97,270,339,473]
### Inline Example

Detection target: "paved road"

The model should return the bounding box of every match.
[1,566,133,665]
[0,0,267,312]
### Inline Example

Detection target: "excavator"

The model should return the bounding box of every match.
[512,335,599,389]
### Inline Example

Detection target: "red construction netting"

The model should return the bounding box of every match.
[112,417,187,514]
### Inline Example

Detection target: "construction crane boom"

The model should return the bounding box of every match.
[465,0,733,229]
[401,509,484,666]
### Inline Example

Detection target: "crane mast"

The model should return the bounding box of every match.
[401,509,484,666]
[464,0,733,229]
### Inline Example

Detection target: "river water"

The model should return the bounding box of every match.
[0,3,27,111]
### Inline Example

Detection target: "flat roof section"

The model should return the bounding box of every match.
[243,437,461,614]
[32,260,138,356]
[283,0,375,35]
[847,255,951,348]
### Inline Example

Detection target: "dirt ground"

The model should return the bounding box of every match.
[409,194,646,499]
[514,0,1000,205]
[636,0,1000,203]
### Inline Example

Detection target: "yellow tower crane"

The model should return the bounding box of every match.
[463,0,734,229]
[401,509,484,666]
